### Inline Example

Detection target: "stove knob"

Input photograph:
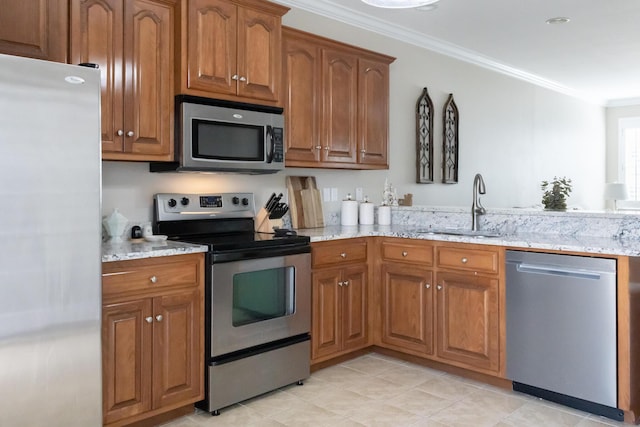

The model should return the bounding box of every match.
[242,197,249,206]
[168,198,177,208]
[232,196,240,205]
[180,197,189,206]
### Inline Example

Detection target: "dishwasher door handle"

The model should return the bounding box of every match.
[514,263,602,280]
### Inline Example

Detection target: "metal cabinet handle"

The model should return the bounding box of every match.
[461,257,468,264]
[402,251,408,257]
[324,146,330,151]
[117,129,124,136]
[425,284,431,289]
[340,253,346,258]
[149,276,157,283]
[145,316,153,323]
[343,280,349,286]
[315,145,322,150]
[437,285,443,290]
[338,281,344,287]
[239,76,247,82]
[126,131,134,137]
[360,149,366,154]
[232,74,239,80]
[155,315,163,322]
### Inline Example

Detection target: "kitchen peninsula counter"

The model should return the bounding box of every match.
[300,224,640,257]
[102,239,208,262]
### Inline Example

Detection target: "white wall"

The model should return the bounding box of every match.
[102,6,607,223]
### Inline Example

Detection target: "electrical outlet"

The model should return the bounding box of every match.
[331,188,338,201]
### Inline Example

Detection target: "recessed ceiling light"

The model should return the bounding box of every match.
[361,0,440,9]
[546,17,570,25]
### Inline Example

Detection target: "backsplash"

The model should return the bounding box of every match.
[323,206,640,240]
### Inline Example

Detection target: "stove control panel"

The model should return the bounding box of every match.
[154,193,255,221]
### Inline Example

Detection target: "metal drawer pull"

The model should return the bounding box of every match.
[461,257,468,264]
[425,284,431,289]
[340,253,346,258]
[126,131,134,137]
[239,76,247,82]
[437,285,443,290]
[232,74,239,80]
[117,129,123,136]
[155,315,163,322]
[145,317,153,323]
[343,280,349,286]
[402,251,408,257]
[338,281,344,287]
[149,276,157,283]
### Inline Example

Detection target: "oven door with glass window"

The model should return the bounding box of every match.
[209,252,310,358]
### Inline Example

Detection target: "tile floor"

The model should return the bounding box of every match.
[161,352,629,427]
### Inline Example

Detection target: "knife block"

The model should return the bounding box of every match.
[255,207,283,233]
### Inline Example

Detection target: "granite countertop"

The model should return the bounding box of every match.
[102,239,208,262]
[299,224,640,257]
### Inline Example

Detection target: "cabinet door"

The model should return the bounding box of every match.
[186,0,237,95]
[0,0,68,62]
[152,290,202,409]
[311,268,342,360]
[322,49,358,164]
[282,33,321,164]
[237,6,281,102]
[122,0,174,159]
[341,265,368,351]
[358,58,389,166]
[70,0,124,153]
[102,299,153,425]
[381,263,434,355]
[436,272,499,372]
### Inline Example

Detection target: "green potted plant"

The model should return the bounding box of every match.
[541,176,572,210]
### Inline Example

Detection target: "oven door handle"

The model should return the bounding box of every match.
[212,245,310,263]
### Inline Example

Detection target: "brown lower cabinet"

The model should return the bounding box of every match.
[376,238,504,376]
[102,253,204,426]
[311,239,369,363]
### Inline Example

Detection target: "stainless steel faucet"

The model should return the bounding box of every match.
[471,173,486,231]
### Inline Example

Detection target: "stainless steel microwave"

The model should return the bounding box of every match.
[150,96,284,174]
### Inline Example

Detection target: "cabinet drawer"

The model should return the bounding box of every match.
[312,240,367,268]
[436,246,499,274]
[103,256,200,297]
[381,240,433,265]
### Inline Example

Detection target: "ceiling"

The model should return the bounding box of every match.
[273,0,640,106]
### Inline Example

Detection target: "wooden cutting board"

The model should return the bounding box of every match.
[286,176,324,229]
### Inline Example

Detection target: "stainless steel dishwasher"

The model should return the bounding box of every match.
[506,250,623,421]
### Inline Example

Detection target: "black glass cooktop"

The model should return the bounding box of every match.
[172,231,310,253]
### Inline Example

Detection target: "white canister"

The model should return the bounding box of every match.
[341,194,358,226]
[377,205,391,225]
[103,208,128,241]
[359,200,374,225]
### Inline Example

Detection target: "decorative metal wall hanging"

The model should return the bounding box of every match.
[442,93,459,184]
[416,87,434,183]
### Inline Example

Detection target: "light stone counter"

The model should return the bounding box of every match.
[299,224,640,257]
[102,239,208,262]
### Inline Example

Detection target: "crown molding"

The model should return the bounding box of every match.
[607,97,640,108]
[274,0,607,106]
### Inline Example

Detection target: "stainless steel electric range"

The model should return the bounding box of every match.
[153,193,311,415]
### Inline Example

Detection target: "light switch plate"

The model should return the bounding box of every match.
[323,188,331,202]
[331,188,338,201]
[355,187,364,201]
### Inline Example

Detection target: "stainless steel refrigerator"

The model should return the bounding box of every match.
[0,54,102,426]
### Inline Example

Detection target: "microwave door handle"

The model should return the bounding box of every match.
[266,125,274,163]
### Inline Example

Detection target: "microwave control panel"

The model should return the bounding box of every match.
[272,128,283,163]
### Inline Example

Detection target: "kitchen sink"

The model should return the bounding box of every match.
[414,229,502,238]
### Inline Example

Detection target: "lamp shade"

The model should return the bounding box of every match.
[604,183,628,201]
[361,0,439,8]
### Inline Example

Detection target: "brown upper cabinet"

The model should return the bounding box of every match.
[283,27,395,170]
[178,0,289,106]
[70,0,176,161]
[0,0,68,62]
